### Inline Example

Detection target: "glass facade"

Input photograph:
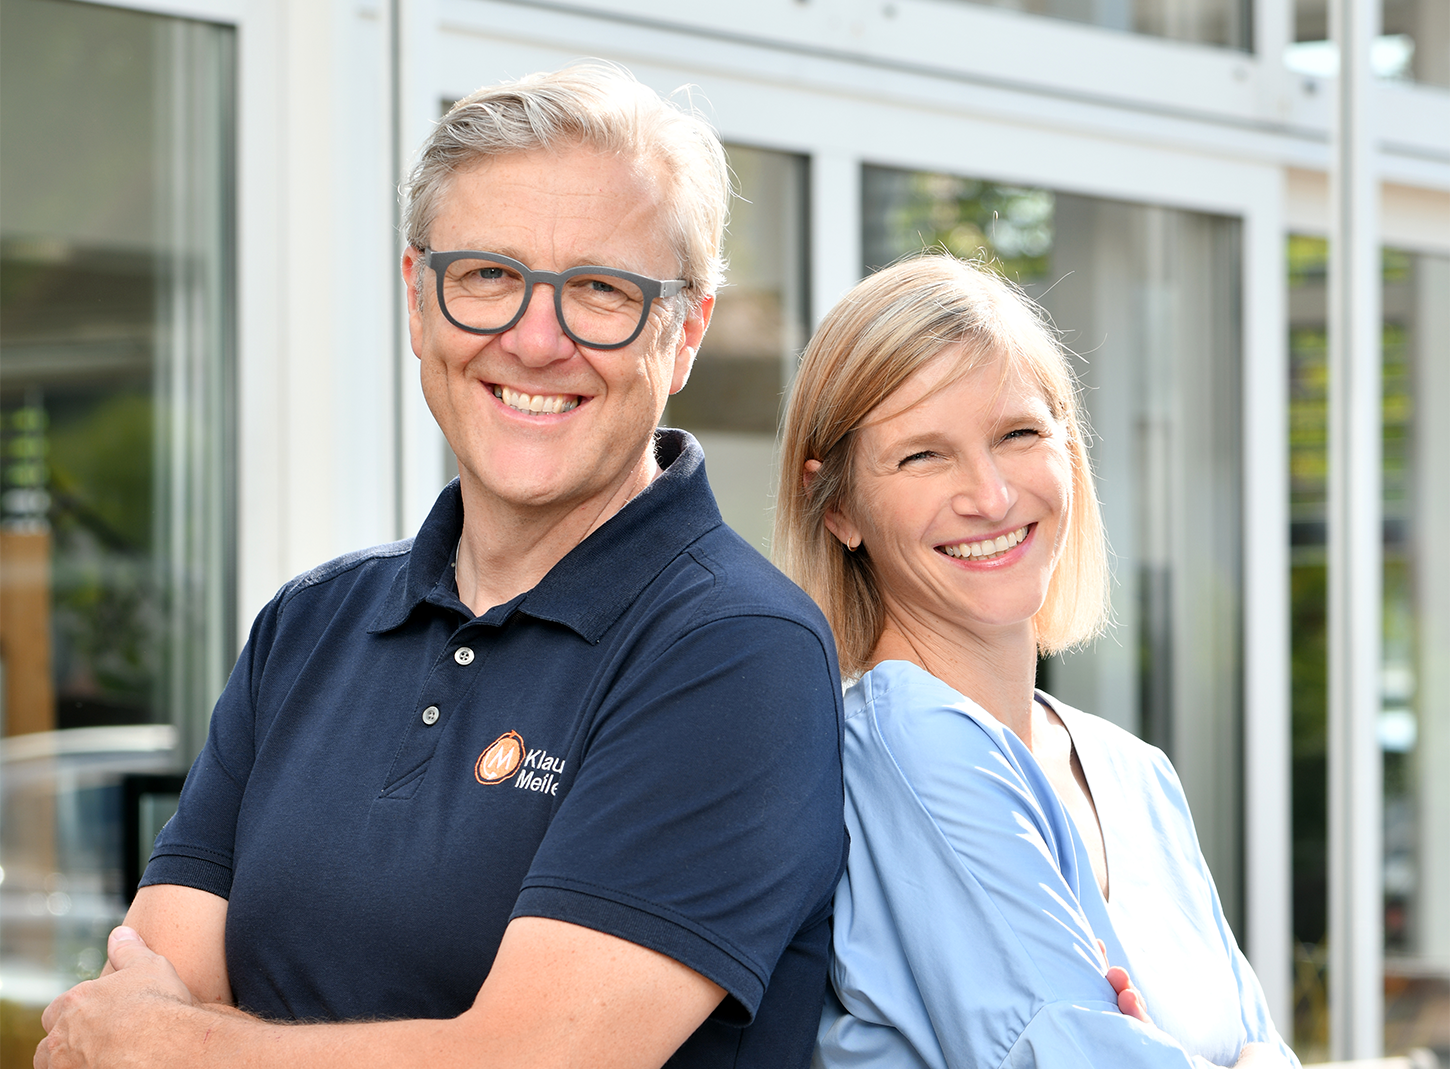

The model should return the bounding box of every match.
[1289,0,1450,87]
[863,165,1247,937]
[0,0,235,1058]
[1287,237,1450,1062]
[951,0,1250,48]
[666,145,810,553]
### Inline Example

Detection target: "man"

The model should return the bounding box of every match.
[38,65,845,1069]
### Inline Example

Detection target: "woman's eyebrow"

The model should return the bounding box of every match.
[993,401,1053,426]
[884,429,952,451]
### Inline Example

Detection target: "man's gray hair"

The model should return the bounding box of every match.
[402,63,729,306]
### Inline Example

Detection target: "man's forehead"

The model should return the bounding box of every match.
[440,146,666,215]
[430,147,674,271]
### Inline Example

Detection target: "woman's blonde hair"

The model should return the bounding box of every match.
[774,254,1108,676]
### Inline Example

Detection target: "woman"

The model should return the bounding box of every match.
[775,255,1298,1068]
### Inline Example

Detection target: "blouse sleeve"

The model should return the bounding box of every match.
[816,671,1229,1069]
[1128,745,1299,1065]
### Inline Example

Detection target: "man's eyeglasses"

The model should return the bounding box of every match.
[426,250,688,351]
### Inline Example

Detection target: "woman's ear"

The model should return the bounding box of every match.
[805,458,863,551]
[821,507,862,552]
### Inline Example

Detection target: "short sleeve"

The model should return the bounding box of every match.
[512,613,846,1021]
[817,667,1223,1069]
[141,592,278,897]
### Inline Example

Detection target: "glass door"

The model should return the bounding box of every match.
[0,0,236,1054]
[666,144,810,553]
[862,163,1247,936]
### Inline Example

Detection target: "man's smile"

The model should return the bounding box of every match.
[491,384,584,415]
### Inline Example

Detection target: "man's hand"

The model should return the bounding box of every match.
[36,912,722,1069]
[37,927,200,1069]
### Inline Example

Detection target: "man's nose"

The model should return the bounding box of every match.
[501,284,575,365]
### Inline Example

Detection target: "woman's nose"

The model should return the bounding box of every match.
[951,454,1013,519]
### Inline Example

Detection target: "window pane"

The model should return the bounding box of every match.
[0,0,235,1045]
[947,0,1249,49]
[1286,239,1450,1060]
[1395,249,1450,1061]
[1286,234,1331,1060]
[864,164,1246,937]
[1288,0,1448,87]
[666,145,809,553]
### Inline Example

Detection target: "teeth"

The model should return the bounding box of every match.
[494,385,580,415]
[941,525,1029,561]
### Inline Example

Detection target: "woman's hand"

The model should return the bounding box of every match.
[1099,940,1152,1026]
[1232,1042,1294,1068]
[1105,964,1152,1025]
[1099,951,1291,1069]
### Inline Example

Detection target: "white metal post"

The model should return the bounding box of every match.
[1241,181,1295,1033]
[395,0,450,537]
[1327,0,1383,1056]
[808,149,862,330]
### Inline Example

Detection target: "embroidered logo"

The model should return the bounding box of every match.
[474,730,568,795]
[475,731,525,784]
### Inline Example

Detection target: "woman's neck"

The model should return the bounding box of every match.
[870,612,1040,743]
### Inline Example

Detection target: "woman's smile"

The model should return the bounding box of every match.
[938,522,1034,563]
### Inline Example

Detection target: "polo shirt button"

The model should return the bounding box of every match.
[421,705,440,725]
[454,647,475,666]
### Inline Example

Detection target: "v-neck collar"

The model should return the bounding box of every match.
[1036,692,1113,906]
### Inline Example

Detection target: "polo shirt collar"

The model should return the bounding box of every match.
[369,430,723,643]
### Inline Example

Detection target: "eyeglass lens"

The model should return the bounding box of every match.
[439,256,649,347]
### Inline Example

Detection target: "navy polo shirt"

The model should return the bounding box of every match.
[143,430,846,1068]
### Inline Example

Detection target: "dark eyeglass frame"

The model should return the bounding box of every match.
[426,249,688,351]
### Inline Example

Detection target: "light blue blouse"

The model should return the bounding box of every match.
[815,660,1298,1069]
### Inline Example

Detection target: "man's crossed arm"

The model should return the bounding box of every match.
[37,884,725,1069]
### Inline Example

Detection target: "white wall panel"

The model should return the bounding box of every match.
[232,0,407,628]
[1286,168,1450,252]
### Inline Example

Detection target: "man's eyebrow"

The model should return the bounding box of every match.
[441,245,662,276]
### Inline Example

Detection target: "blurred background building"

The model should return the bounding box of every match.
[0,0,1445,1062]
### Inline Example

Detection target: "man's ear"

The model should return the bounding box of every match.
[669,293,714,395]
[802,458,823,491]
[401,246,427,359]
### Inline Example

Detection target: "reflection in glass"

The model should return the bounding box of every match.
[864,163,1246,940]
[949,0,1249,48]
[1289,0,1449,86]
[0,0,235,1056]
[1286,237,1450,1061]
[666,145,809,552]
[864,167,1053,280]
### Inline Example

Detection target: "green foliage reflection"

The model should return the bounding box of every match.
[862,165,1054,284]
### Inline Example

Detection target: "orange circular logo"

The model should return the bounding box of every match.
[475,731,525,784]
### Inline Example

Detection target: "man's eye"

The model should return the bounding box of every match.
[588,279,618,294]
[475,267,505,281]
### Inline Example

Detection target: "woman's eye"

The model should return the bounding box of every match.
[899,451,936,466]
[1003,427,1041,442]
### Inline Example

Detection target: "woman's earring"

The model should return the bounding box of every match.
[846,536,861,553]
